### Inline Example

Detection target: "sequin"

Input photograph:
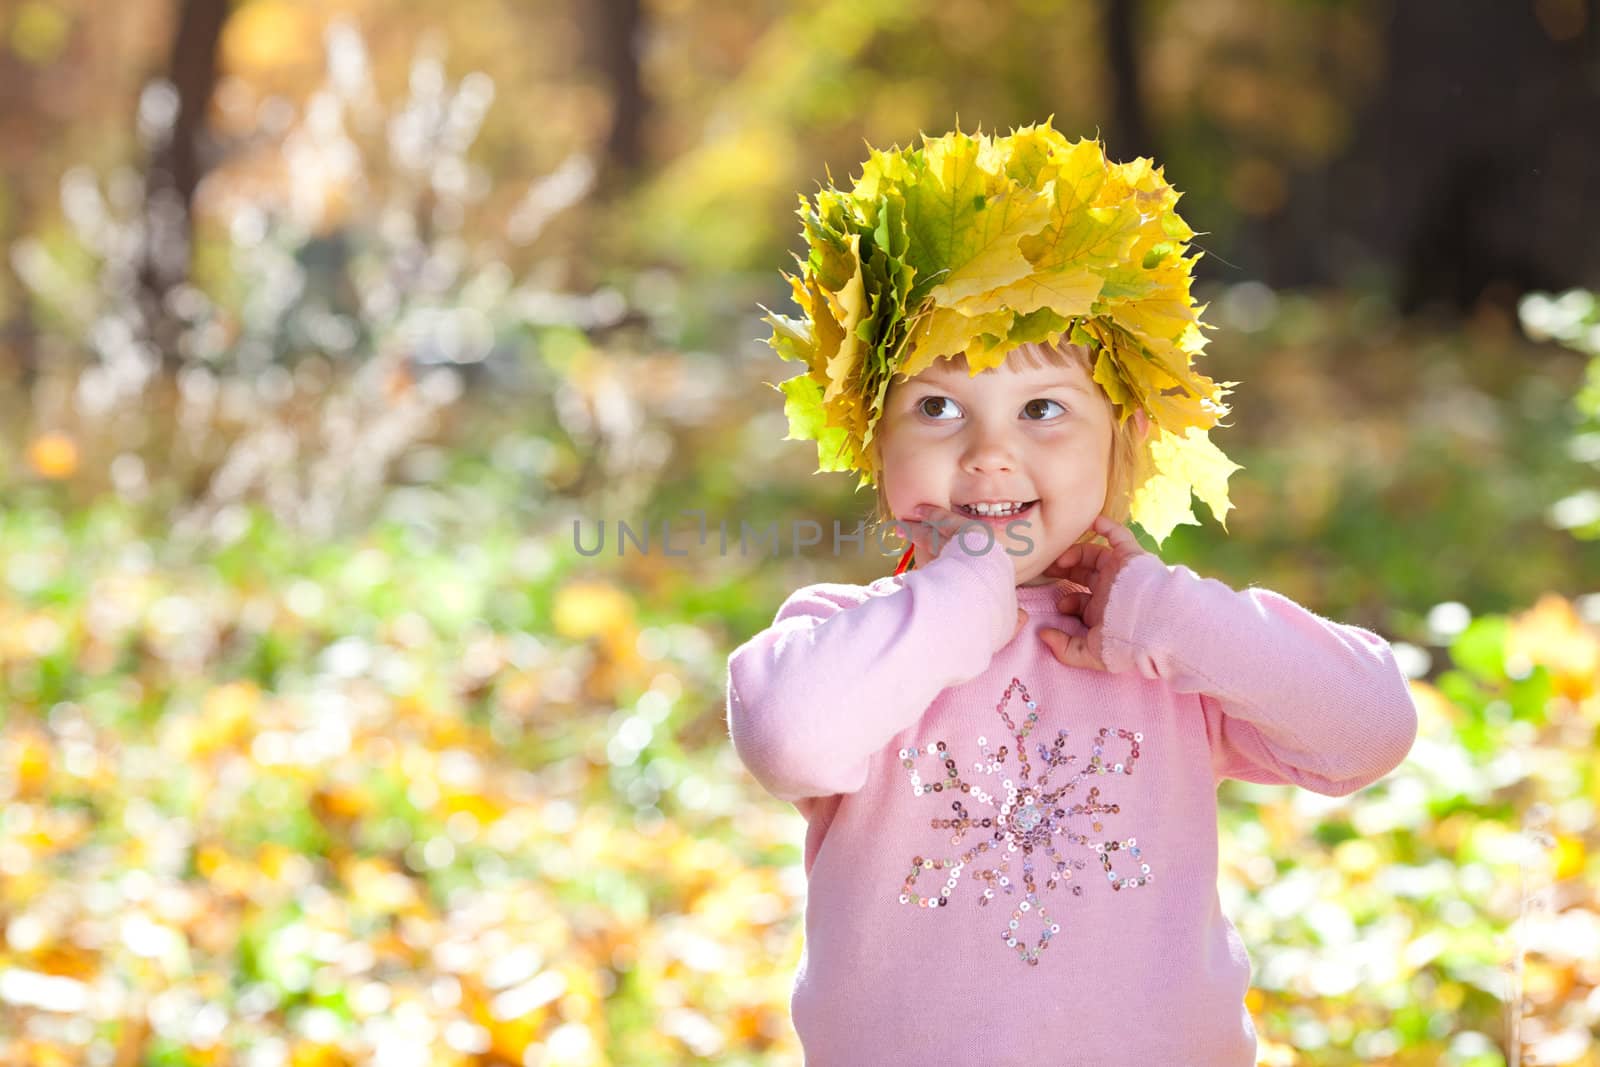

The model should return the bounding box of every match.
[894,676,1155,968]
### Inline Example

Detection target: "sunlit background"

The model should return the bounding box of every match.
[1,0,1598,1064]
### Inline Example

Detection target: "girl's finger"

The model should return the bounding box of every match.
[1055,590,1090,617]
[912,504,972,541]
[1039,544,1085,576]
[918,503,961,523]
[1039,628,1105,672]
[1092,515,1143,555]
[1076,543,1117,578]
[888,515,929,546]
[1053,543,1087,568]
[1039,566,1091,591]
[1041,541,1106,579]
[901,509,955,555]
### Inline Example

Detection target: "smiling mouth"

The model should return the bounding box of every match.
[954,500,1040,520]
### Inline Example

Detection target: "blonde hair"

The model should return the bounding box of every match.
[866,338,1147,540]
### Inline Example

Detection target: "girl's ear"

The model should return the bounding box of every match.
[1132,407,1150,440]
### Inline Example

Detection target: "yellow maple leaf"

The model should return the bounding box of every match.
[821,234,869,404]
[901,304,1016,379]
[1129,425,1244,545]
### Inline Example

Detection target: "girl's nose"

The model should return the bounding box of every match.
[961,423,1018,473]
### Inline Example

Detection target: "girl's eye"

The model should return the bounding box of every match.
[918,396,962,420]
[1023,398,1067,420]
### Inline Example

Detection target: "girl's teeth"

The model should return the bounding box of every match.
[962,501,1030,516]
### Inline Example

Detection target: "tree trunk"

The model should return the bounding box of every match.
[0,37,41,389]
[585,0,647,190]
[1258,0,1600,316]
[137,0,228,373]
[1102,0,1152,162]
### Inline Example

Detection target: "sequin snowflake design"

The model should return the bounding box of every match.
[895,677,1151,967]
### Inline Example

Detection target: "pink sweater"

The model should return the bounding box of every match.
[725,535,1418,1066]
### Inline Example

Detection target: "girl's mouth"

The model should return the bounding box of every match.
[953,500,1039,523]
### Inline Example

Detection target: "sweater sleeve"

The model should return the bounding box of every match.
[1096,552,1418,796]
[725,534,1019,804]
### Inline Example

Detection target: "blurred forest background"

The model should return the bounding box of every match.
[1,0,1599,1064]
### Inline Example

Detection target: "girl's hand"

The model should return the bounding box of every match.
[1037,515,1153,671]
[904,503,969,567]
[907,504,1029,643]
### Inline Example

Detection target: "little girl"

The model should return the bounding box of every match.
[726,122,1418,1065]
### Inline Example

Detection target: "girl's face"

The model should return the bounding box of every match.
[876,347,1114,586]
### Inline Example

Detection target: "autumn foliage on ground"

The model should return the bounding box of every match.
[2,290,1599,1065]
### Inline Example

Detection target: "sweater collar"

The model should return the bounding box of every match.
[1013,579,1085,612]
